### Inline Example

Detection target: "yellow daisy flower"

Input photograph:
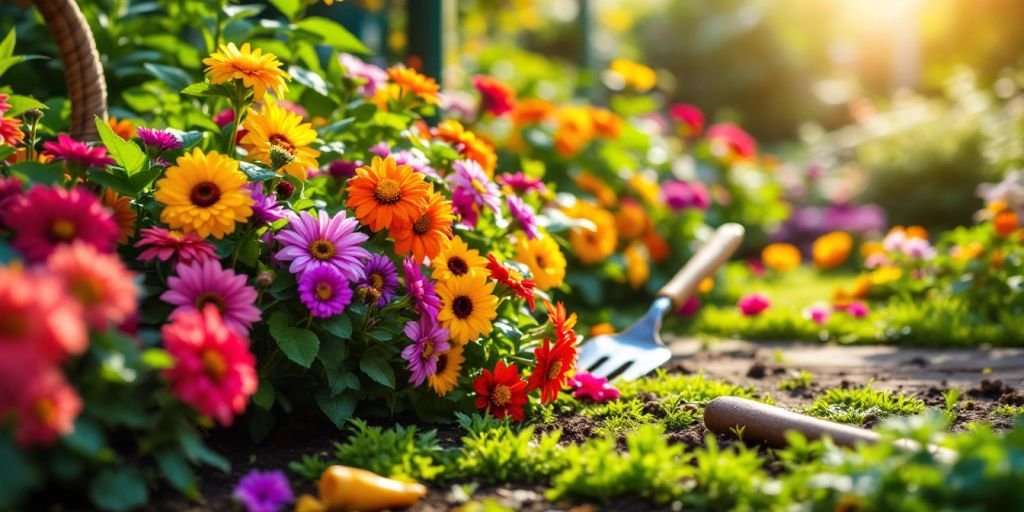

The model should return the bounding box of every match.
[387,65,440,104]
[154,149,254,239]
[624,242,649,289]
[241,99,320,180]
[428,345,464,397]
[203,43,290,101]
[565,201,618,265]
[513,236,566,291]
[437,273,498,345]
[431,235,488,282]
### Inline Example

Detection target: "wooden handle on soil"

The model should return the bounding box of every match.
[657,223,744,307]
[33,0,108,141]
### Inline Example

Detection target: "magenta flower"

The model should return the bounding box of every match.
[276,210,369,281]
[403,257,441,321]
[4,185,120,262]
[246,183,285,225]
[452,187,480,228]
[662,180,710,211]
[233,469,294,512]
[846,301,870,318]
[738,293,771,317]
[707,123,757,160]
[214,108,236,128]
[355,254,399,308]
[162,259,261,334]
[668,103,704,137]
[803,303,831,325]
[0,176,23,229]
[675,296,701,317]
[135,227,217,264]
[507,195,539,240]
[498,172,547,194]
[297,266,353,319]
[327,160,360,179]
[137,127,183,151]
[42,134,114,167]
[369,142,391,158]
[570,372,620,402]
[901,238,936,261]
[393,149,440,179]
[339,53,388,96]
[449,159,501,213]
[400,315,450,385]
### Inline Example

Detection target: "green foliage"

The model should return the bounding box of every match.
[331,420,445,481]
[548,425,688,505]
[618,370,758,403]
[449,418,567,483]
[683,437,777,511]
[779,370,815,391]
[807,384,926,424]
[994,404,1024,418]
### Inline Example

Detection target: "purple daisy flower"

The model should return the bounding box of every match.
[403,257,441,320]
[393,149,440,179]
[276,210,369,280]
[449,159,501,213]
[233,469,293,512]
[161,259,261,335]
[355,253,399,308]
[662,180,710,211]
[506,195,540,240]
[297,266,353,318]
[246,183,285,225]
[401,315,450,385]
[137,127,183,151]
[498,171,547,194]
[369,142,391,158]
[452,187,480,228]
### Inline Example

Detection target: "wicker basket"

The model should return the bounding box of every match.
[32,0,108,141]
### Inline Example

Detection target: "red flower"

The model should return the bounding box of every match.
[8,367,82,447]
[473,360,528,421]
[42,134,114,167]
[4,185,120,262]
[473,75,516,116]
[668,103,704,138]
[485,253,536,310]
[545,300,578,347]
[527,335,576,404]
[706,123,757,161]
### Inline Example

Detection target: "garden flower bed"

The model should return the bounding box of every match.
[3,1,1024,510]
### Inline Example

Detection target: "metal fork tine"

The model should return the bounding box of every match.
[588,351,637,379]
[617,349,672,381]
[575,339,608,372]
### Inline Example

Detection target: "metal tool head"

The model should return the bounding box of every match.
[575,296,674,381]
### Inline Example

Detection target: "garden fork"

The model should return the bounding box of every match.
[576,223,745,381]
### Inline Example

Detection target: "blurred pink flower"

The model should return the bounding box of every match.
[738,293,771,317]
[803,303,831,325]
[668,103,704,137]
[570,372,620,403]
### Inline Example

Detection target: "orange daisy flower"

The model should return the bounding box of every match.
[485,253,536,310]
[527,334,576,404]
[431,120,498,176]
[546,300,578,347]
[106,117,136,141]
[387,65,440,104]
[511,98,555,126]
[101,189,137,245]
[390,186,454,262]
[346,155,430,232]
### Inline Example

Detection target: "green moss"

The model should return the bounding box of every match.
[779,370,815,391]
[806,384,926,425]
[618,370,759,403]
[447,413,568,483]
[994,404,1024,418]
[330,419,445,481]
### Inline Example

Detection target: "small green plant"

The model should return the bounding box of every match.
[941,388,962,421]
[547,425,688,504]
[778,370,815,391]
[288,454,331,481]
[994,404,1024,418]
[331,420,445,481]
[806,384,925,424]
[619,371,758,403]
[683,437,778,511]
[448,422,567,483]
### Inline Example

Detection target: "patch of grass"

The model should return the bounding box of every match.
[683,437,778,511]
[448,413,567,483]
[779,370,815,391]
[331,419,445,481]
[547,425,688,505]
[619,370,759,403]
[994,404,1024,418]
[806,384,926,425]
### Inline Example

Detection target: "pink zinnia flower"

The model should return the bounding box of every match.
[507,195,540,240]
[662,180,710,211]
[864,252,890,269]
[497,171,547,194]
[137,127,182,151]
[46,242,137,330]
[846,301,870,318]
[401,315,450,386]
[246,183,286,225]
[676,296,701,317]
[901,238,936,260]
[668,103,704,137]
[449,159,501,213]
[339,53,388,96]
[276,210,370,281]
[162,259,261,335]
[297,266,353,318]
[135,227,217,264]
[738,293,771,317]
[569,372,620,402]
[162,306,257,426]
[0,267,87,365]
[452,187,480,228]
[707,123,757,160]
[803,303,831,325]
[4,185,120,262]
[214,108,236,128]
[10,368,82,447]
[327,160,360,179]
[0,176,22,229]
[42,134,114,167]
[403,257,441,321]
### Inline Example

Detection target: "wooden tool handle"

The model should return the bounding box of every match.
[704,396,880,448]
[657,223,744,307]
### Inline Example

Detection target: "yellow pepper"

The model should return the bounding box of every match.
[295,465,427,512]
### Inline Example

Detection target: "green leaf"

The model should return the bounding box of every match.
[239,161,279,182]
[167,129,204,149]
[237,236,261,267]
[366,329,394,342]
[268,0,302,20]
[0,435,38,506]
[128,163,165,194]
[94,116,146,174]
[253,380,275,409]
[0,145,13,162]
[0,30,15,60]
[269,312,320,368]
[327,370,360,396]
[156,450,199,500]
[8,161,64,185]
[321,314,352,339]
[141,348,174,369]
[316,391,356,429]
[87,168,136,196]
[179,428,230,472]
[144,63,193,91]
[295,17,371,55]
[62,418,104,456]
[289,65,329,96]
[181,81,212,96]
[359,353,395,389]
[4,95,45,118]
[89,468,148,511]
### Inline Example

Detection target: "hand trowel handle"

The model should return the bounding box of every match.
[657,223,745,308]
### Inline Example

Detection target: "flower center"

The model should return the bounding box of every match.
[547,360,563,380]
[68,277,104,306]
[452,295,474,319]
[33,398,56,424]
[309,239,336,260]
[168,230,185,241]
[413,214,432,234]
[190,181,221,207]
[49,218,76,241]
[471,179,488,195]
[0,315,28,338]
[421,341,434,360]
[508,268,524,285]
[268,134,296,155]
[435,352,448,374]
[374,179,402,204]
[201,349,228,382]
[535,255,547,269]
[370,272,384,290]
[491,384,511,407]
[315,282,334,301]
[194,292,226,313]
[447,256,469,276]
